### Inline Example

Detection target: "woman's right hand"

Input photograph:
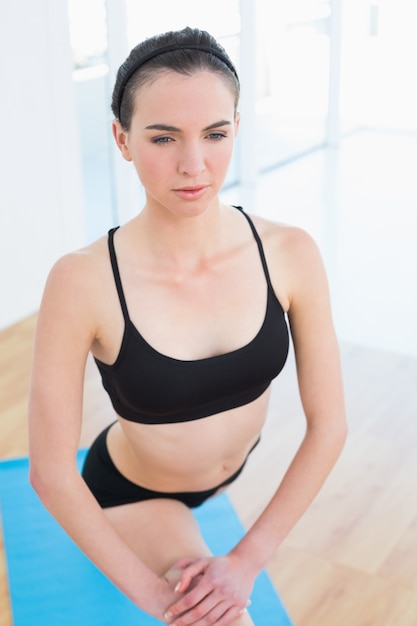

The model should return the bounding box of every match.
[145,564,207,623]
[144,569,189,622]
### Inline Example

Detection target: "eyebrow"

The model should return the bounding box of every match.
[145,120,232,132]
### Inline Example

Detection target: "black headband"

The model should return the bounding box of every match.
[116,43,239,121]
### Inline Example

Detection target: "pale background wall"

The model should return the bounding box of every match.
[0,0,85,329]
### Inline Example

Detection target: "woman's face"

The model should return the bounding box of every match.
[113,70,239,218]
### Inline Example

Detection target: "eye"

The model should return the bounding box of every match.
[151,136,174,144]
[207,132,227,141]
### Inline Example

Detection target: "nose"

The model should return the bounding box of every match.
[178,141,206,177]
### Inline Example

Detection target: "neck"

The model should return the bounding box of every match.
[134,199,230,268]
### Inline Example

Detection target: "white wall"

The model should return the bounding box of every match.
[0,0,85,330]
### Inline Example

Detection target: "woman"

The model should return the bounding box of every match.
[29,27,347,626]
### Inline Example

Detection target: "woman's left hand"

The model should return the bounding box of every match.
[163,554,254,625]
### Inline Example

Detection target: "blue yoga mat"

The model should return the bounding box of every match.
[0,452,293,625]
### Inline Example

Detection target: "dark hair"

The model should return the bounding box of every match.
[111,27,240,130]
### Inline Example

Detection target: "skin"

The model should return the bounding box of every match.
[29,69,347,626]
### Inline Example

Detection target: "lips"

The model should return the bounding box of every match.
[172,185,209,200]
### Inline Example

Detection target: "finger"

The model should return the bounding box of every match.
[164,581,212,621]
[169,597,226,626]
[170,600,246,626]
[195,603,250,626]
[175,560,209,594]
[215,605,250,626]
[173,557,196,570]
[166,560,195,594]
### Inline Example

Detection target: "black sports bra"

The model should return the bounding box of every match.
[94,207,289,424]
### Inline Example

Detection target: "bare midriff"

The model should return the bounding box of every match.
[106,387,271,494]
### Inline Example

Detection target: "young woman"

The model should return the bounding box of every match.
[29,27,347,626]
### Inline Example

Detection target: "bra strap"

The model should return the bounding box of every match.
[107,227,130,321]
[234,206,274,290]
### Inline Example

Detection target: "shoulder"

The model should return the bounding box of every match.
[46,235,108,289]
[250,213,319,259]
[40,235,111,330]
[248,213,325,310]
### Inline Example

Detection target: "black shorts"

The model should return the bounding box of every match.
[81,423,259,509]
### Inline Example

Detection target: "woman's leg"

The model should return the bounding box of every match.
[105,497,254,625]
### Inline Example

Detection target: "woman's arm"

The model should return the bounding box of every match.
[165,227,347,625]
[28,253,179,620]
[229,227,347,569]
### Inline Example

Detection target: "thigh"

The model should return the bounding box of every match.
[105,499,255,626]
[104,497,212,576]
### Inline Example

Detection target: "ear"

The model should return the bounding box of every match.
[112,120,132,162]
[234,112,241,136]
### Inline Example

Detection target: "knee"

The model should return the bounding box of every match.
[163,565,182,589]
[163,562,204,594]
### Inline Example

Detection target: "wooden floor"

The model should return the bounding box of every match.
[1,315,417,625]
